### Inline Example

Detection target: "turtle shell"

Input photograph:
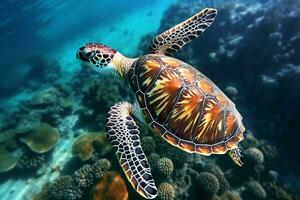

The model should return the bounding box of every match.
[128,54,245,155]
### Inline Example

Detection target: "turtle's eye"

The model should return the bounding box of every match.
[82,48,96,59]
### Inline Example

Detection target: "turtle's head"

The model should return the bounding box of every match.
[76,43,117,72]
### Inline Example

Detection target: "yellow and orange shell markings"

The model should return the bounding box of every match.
[129,54,244,154]
[146,69,182,122]
[168,85,203,141]
[194,98,223,144]
[138,59,162,92]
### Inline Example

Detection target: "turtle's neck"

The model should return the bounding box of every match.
[111,52,137,79]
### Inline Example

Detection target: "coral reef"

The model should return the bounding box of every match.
[23,55,61,90]
[141,136,156,154]
[47,159,111,200]
[49,175,83,200]
[158,182,175,200]
[148,153,160,168]
[241,181,267,200]
[0,145,22,172]
[90,171,128,200]
[20,123,60,154]
[16,154,46,170]
[157,157,174,177]
[263,181,295,200]
[71,132,109,161]
[196,172,220,198]
[91,159,112,180]
[73,165,94,188]
[219,191,242,200]
[244,147,264,166]
[203,163,230,195]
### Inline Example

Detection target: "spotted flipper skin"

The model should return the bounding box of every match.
[106,102,157,199]
[228,147,243,167]
[149,8,217,56]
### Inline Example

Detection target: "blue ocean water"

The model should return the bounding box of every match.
[0,0,299,199]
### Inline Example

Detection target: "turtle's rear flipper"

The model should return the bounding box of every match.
[149,8,217,56]
[228,147,243,166]
[106,102,157,199]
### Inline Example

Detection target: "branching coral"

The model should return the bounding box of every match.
[16,154,46,169]
[91,158,111,180]
[49,175,83,200]
[73,164,94,188]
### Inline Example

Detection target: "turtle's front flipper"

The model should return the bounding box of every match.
[149,8,217,56]
[228,147,243,166]
[106,102,157,199]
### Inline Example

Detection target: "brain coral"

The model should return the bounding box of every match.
[244,147,264,166]
[20,123,60,153]
[148,153,160,168]
[157,157,174,177]
[158,182,175,200]
[203,163,230,194]
[196,172,220,198]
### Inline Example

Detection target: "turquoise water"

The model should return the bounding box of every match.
[0,0,299,199]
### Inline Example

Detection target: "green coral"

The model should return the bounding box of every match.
[196,172,220,198]
[157,157,174,176]
[263,181,294,200]
[244,147,264,166]
[148,153,160,167]
[20,123,60,154]
[219,191,242,200]
[242,181,267,200]
[141,136,156,154]
[158,182,175,200]
[203,163,230,194]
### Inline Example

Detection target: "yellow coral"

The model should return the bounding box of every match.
[20,123,60,153]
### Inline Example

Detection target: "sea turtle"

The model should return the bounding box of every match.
[76,8,245,199]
